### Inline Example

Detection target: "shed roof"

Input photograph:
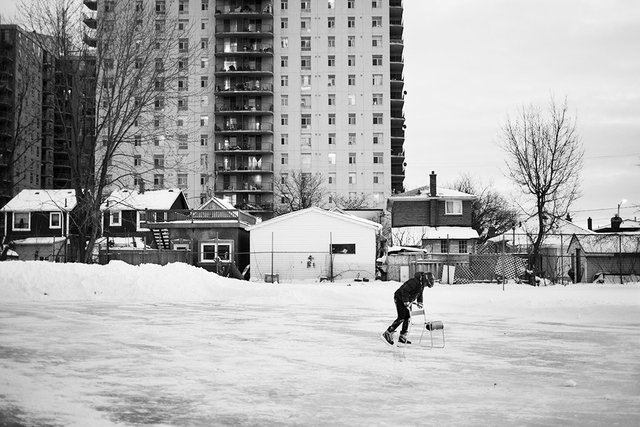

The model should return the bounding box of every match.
[0,189,77,212]
[248,207,382,231]
[569,234,640,254]
[101,189,187,211]
[391,226,479,246]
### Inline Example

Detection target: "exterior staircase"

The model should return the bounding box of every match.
[152,228,171,249]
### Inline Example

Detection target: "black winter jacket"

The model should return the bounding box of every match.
[394,276,424,304]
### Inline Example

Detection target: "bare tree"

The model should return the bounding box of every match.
[501,97,584,269]
[274,170,325,215]
[332,193,370,210]
[452,174,519,242]
[17,0,193,262]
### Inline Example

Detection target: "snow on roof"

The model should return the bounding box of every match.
[12,237,68,245]
[101,189,186,211]
[0,189,77,212]
[392,226,479,246]
[248,207,382,231]
[570,234,640,254]
[389,185,476,201]
[489,217,595,247]
[197,197,236,211]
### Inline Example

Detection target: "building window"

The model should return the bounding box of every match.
[348,55,356,66]
[200,134,208,146]
[446,200,463,215]
[200,154,208,167]
[154,155,165,169]
[177,96,188,109]
[328,152,336,165]
[440,240,449,253]
[301,56,311,70]
[281,56,288,67]
[300,0,311,12]
[328,94,336,105]
[328,36,335,48]
[109,211,121,227]
[281,153,288,165]
[281,0,288,10]
[347,17,355,28]
[155,0,165,14]
[301,37,311,50]
[373,172,383,184]
[301,94,311,108]
[372,55,383,66]
[281,134,289,145]
[201,0,209,10]
[372,35,382,47]
[134,155,142,166]
[200,174,208,185]
[348,113,356,125]
[328,17,335,28]
[328,0,335,8]
[178,38,188,52]
[178,0,189,13]
[281,94,289,106]
[459,240,468,253]
[348,152,356,164]
[301,134,312,148]
[372,16,382,27]
[200,76,208,87]
[349,173,356,184]
[328,114,336,125]
[328,74,335,86]
[281,18,288,29]
[373,93,383,105]
[328,133,336,144]
[327,55,335,67]
[281,114,288,125]
[301,17,311,32]
[200,241,233,263]
[373,113,383,124]
[12,212,30,231]
[281,75,288,86]
[372,74,383,85]
[348,133,356,145]
[178,134,188,149]
[373,152,383,164]
[348,74,355,86]
[348,94,356,105]
[348,0,355,8]
[348,35,355,47]
[200,38,208,49]
[301,114,311,128]
[372,0,381,7]
[200,115,208,126]
[177,173,188,188]
[134,135,142,146]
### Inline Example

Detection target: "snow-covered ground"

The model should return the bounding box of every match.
[0,261,639,426]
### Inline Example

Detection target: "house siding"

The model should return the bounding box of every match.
[6,211,67,240]
[250,210,377,282]
[392,199,473,228]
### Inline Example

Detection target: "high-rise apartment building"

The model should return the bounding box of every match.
[87,0,405,219]
[0,25,55,208]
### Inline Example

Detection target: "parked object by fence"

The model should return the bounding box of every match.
[99,249,191,266]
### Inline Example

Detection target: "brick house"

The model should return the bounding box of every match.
[384,171,479,282]
[1,189,76,260]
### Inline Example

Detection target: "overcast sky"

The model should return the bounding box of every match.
[2,0,639,228]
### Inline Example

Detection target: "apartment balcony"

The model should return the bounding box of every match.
[83,31,97,48]
[83,0,97,11]
[233,202,273,214]
[391,149,406,161]
[143,209,259,226]
[217,141,273,153]
[218,181,274,193]
[215,82,274,97]
[216,161,274,173]
[214,43,273,56]
[215,103,273,113]
[215,23,274,38]
[214,122,273,134]
[214,3,273,17]
[83,11,97,29]
[214,64,273,75]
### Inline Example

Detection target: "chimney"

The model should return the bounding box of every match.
[611,214,622,231]
[429,171,437,197]
[139,179,145,194]
[587,217,592,231]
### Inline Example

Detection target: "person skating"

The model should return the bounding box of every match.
[382,271,434,345]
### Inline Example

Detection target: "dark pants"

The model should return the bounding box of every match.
[388,297,410,334]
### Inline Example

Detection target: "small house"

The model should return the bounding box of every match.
[101,188,189,246]
[248,207,382,282]
[0,189,76,261]
[143,197,257,275]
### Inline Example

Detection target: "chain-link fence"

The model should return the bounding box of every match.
[390,233,640,285]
